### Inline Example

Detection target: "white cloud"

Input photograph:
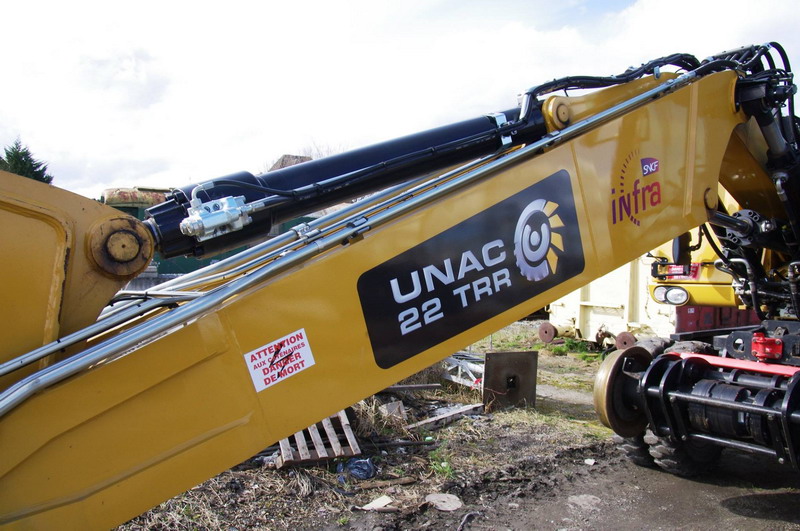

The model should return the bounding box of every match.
[79,49,169,109]
[0,0,798,199]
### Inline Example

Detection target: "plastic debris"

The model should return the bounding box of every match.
[337,457,377,482]
[346,457,377,479]
[354,495,400,512]
[379,400,408,420]
[361,495,393,510]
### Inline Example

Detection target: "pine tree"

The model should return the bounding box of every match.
[0,139,54,184]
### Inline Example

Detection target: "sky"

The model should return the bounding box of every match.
[1,0,799,200]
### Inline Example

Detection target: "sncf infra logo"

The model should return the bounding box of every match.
[611,150,662,226]
[513,199,565,281]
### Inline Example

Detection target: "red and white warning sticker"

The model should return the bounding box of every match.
[244,328,315,392]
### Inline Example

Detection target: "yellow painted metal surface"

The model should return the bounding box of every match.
[0,71,747,528]
[0,172,153,392]
[719,123,782,216]
[542,73,681,131]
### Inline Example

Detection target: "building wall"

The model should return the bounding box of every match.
[547,256,675,340]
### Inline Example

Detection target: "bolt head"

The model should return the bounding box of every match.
[556,103,570,124]
[105,230,141,263]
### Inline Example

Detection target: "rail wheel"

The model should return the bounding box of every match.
[593,346,653,437]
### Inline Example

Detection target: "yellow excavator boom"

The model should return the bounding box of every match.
[7,41,799,527]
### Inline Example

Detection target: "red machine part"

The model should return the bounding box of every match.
[750,332,783,361]
[678,352,798,377]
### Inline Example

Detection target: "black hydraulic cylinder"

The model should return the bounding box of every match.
[708,210,752,235]
[146,106,546,258]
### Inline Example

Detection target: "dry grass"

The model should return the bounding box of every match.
[350,396,413,439]
[466,321,543,353]
[122,464,361,530]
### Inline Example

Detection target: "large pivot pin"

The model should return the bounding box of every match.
[89,217,154,278]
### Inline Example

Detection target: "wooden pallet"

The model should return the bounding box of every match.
[275,410,361,468]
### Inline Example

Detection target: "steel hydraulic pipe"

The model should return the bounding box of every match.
[687,433,779,457]
[0,298,185,377]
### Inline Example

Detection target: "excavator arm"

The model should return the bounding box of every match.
[1,43,795,528]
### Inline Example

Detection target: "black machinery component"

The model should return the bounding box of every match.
[721,321,800,367]
[145,105,547,258]
[710,209,790,253]
[639,353,800,468]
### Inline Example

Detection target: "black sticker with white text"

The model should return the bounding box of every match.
[358,169,584,369]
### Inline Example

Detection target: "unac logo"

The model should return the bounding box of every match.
[513,198,564,281]
[611,149,662,226]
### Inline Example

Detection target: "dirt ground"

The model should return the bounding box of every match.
[120,324,800,530]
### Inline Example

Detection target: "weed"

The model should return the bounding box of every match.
[549,345,569,356]
[576,351,602,362]
[468,321,540,353]
[428,447,456,479]
[391,466,407,476]
[545,337,596,357]
[434,381,482,405]
[337,515,350,526]
[563,337,591,353]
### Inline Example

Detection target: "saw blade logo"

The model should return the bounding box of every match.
[359,169,583,369]
[513,198,565,281]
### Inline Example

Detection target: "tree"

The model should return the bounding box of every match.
[0,139,54,184]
